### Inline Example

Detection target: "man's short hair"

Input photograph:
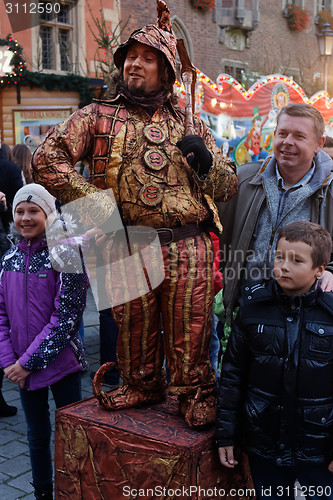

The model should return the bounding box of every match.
[277,221,332,268]
[276,103,325,140]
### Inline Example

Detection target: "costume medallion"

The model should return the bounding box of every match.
[143,124,166,144]
[144,149,167,170]
[140,182,163,206]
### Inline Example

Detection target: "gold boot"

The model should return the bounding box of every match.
[93,362,167,410]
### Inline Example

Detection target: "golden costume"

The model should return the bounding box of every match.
[33,19,238,428]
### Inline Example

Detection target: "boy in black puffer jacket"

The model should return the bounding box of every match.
[216,221,333,499]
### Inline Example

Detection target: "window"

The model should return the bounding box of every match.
[316,0,332,14]
[224,64,244,82]
[284,0,305,8]
[170,15,194,80]
[40,25,52,70]
[38,1,75,72]
[59,29,71,71]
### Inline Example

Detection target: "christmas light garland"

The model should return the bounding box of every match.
[3,35,331,112]
[216,73,308,100]
[175,71,333,112]
[0,34,26,86]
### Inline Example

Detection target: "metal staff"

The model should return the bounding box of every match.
[156,0,197,135]
[176,38,197,136]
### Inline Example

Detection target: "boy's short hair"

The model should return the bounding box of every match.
[277,221,332,268]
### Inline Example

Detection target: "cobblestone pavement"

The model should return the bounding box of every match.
[0,287,101,499]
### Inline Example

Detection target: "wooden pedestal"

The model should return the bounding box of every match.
[55,395,252,500]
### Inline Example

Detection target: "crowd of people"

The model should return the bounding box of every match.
[1,8,333,500]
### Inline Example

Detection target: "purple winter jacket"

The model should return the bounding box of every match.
[0,232,89,390]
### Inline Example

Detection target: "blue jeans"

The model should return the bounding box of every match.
[249,454,333,500]
[20,371,82,487]
[209,312,220,378]
[96,245,119,383]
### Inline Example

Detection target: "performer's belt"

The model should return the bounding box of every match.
[156,223,207,246]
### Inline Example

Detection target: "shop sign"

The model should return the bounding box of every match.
[0,47,14,76]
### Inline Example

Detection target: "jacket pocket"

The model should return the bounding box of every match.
[303,405,333,428]
[306,322,333,355]
[242,322,284,355]
[244,394,280,444]
[301,405,333,458]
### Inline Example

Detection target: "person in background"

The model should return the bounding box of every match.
[216,221,333,500]
[209,232,223,379]
[0,142,23,418]
[0,184,89,500]
[323,135,333,160]
[0,190,17,417]
[12,144,34,184]
[89,237,120,386]
[1,142,13,161]
[0,140,23,232]
[218,103,333,325]
[0,191,9,258]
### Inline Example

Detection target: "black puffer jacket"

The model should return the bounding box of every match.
[0,199,10,258]
[215,280,333,466]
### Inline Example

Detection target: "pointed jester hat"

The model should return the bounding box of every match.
[113,0,177,82]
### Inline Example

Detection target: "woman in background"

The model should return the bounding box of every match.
[12,144,33,184]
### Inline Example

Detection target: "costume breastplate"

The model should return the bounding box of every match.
[91,104,209,228]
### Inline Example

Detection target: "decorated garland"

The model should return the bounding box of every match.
[190,0,215,13]
[0,35,95,108]
[0,34,26,81]
[23,71,96,108]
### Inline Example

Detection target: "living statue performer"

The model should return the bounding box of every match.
[32,0,238,429]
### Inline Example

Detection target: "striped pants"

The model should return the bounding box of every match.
[107,232,216,395]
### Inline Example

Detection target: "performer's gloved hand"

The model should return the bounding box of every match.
[176,135,212,177]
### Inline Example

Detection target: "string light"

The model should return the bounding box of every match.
[0,36,25,88]
[175,70,333,115]
[2,35,333,113]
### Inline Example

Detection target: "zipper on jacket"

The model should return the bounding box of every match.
[25,240,31,351]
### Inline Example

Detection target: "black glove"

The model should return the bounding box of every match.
[176,135,212,177]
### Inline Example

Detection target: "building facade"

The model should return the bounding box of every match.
[0,0,332,146]
[120,0,332,96]
[0,0,121,145]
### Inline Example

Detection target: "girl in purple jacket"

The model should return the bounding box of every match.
[0,184,89,500]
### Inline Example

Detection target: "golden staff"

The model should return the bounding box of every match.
[156,0,197,135]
